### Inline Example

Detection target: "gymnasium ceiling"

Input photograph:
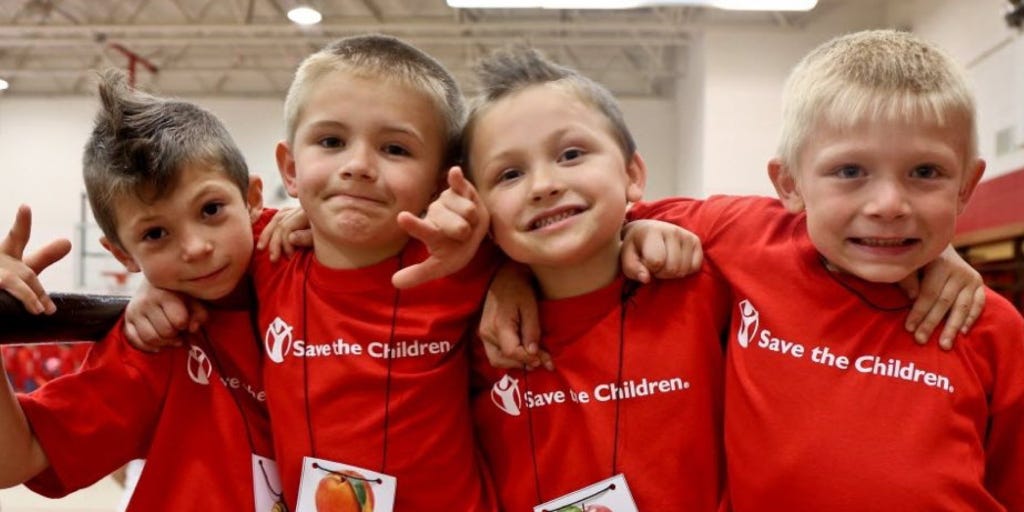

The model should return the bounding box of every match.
[0,0,849,98]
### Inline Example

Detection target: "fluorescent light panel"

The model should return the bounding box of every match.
[446,0,817,10]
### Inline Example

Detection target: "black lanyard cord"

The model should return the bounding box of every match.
[300,251,403,473]
[528,280,637,503]
[197,328,287,510]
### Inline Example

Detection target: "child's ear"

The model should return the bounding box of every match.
[768,158,805,213]
[625,152,648,203]
[275,141,300,198]
[100,237,141,273]
[957,158,986,213]
[247,175,264,222]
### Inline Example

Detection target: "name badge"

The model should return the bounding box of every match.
[252,454,286,512]
[534,474,638,512]
[295,456,396,512]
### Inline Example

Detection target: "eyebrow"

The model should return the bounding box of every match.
[305,119,427,144]
[123,182,233,228]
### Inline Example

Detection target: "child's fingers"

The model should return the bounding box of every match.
[961,287,985,334]
[0,271,46,314]
[124,322,158,353]
[397,211,444,246]
[287,230,313,251]
[256,211,283,250]
[187,300,209,333]
[658,234,700,278]
[619,245,649,283]
[146,309,181,340]
[430,203,476,241]
[937,291,974,351]
[518,302,541,357]
[912,277,958,344]
[0,205,32,260]
[128,316,163,350]
[446,167,474,197]
[643,234,670,274]
[392,258,445,290]
[482,341,534,369]
[23,238,71,275]
[267,226,284,262]
[688,241,704,274]
[160,298,192,333]
[902,274,933,333]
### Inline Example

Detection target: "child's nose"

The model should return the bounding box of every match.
[529,165,565,202]
[339,142,376,182]
[864,180,910,219]
[180,232,214,261]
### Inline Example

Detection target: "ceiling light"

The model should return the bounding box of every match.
[287,6,322,25]
[446,0,817,10]
[0,79,8,91]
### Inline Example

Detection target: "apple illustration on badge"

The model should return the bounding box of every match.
[315,470,375,512]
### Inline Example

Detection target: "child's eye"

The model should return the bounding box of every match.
[910,165,940,179]
[496,168,523,184]
[558,148,584,163]
[834,165,864,179]
[201,202,224,218]
[383,144,411,157]
[318,137,343,149]
[142,227,167,242]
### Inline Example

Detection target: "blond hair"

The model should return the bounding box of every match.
[778,29,976,166]
[283,34,465,164]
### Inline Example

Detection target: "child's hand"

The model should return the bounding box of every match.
[621,219,703,283]
[478,262,552,370]
[900,245,985,350]
[0,205,71,315]
[393,167,490,289]
[256,207,312,262]
[124,281,209,353]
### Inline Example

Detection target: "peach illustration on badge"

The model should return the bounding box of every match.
[315,468,375,512]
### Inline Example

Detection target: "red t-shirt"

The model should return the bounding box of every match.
[472,271,730,511]
[252,241,499,511]
[19,308,272,511]
[631,195,1024,511]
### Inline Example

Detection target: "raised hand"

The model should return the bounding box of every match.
[0,205,71,315]
[393,167,490,289]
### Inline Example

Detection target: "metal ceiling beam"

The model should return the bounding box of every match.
[0,34,690,48]
[0,20,695,37]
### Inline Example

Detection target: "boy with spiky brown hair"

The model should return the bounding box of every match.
[0,70,279,511]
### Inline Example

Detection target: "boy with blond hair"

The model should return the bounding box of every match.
[0,70,279,511]
[251,34,498,511]
[628,29,1024,510]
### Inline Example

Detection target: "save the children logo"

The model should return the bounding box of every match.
[187,345,213,385]
[491,374,523,416]
[737,299,760,348]
[265,317,294,364]
[733,298,956,394]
